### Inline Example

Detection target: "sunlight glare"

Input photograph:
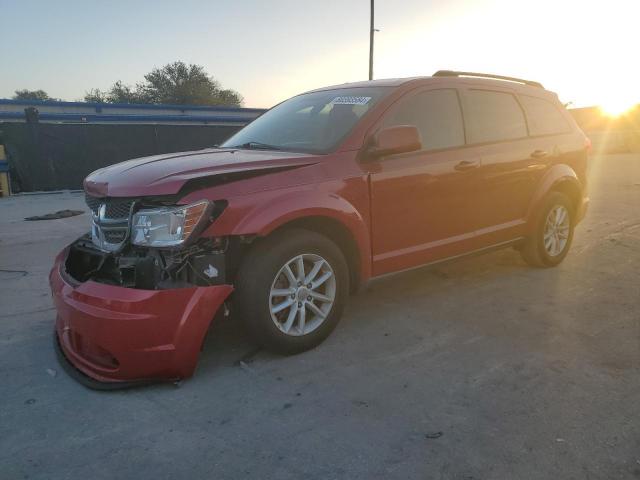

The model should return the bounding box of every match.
[599,98,635,118]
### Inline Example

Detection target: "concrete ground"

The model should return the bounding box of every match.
[1,153,639,480]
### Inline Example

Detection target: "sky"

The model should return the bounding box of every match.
[1,0,638,110]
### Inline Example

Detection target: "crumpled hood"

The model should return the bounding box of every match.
[84,148,319,197]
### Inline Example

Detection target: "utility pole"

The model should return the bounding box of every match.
[369,0,374,80]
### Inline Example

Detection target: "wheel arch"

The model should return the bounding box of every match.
[548,179,582,215]
[268,216,364,293]
[206,192,373,289]
[526,164,584,232]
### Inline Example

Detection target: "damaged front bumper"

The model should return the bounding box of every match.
[49,247,233,388]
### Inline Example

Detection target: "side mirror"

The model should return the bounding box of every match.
[367,125,422,158]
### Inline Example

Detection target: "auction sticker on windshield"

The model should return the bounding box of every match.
[330,96,372,105]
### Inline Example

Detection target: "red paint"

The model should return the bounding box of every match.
[53,75,589,385]
[50,252,232,383]
[84,149,319,197]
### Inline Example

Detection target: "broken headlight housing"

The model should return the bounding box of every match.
[131,200,211,248]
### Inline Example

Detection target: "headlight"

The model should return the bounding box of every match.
[131,200,211,247]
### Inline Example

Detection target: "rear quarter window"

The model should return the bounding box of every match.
[519,95,572,136]
[463,90,527,144]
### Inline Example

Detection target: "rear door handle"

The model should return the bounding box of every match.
[455,159,480,171]
[530,150,548,159]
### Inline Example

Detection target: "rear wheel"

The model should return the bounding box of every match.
[521,192,575,267]
[234,228,349,354]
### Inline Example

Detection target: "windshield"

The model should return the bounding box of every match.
[222,87,391,154]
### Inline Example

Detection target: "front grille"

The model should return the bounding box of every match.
[85,194,133,219]
[106,200,134,219]
[85,193,135,252]
[85,194,101,214]
[103,230,127,244]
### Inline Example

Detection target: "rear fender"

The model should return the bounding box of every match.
[525,164,583,234]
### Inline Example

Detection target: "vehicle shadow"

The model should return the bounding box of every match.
[195,245,538,377]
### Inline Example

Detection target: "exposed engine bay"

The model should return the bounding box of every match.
[64,234,239,289]
[64,194,247,290]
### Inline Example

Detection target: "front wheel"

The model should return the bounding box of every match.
[234,228,349,354]
[521,192,575,267]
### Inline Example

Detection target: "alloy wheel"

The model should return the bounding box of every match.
[543,205,570,257]
[269,253,336,336]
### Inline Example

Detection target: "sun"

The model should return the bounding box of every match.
[599,98,635,117]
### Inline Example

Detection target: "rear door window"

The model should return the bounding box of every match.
[464,90,527,144]
[519,95,572,136]
[384,89,465,151]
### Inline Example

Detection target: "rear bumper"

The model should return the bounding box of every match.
[577,196,589,223]
[49,248,233,388]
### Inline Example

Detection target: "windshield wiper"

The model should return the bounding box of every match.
[229,141,282,151]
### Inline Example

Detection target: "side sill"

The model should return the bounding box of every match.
[366,237,525,285]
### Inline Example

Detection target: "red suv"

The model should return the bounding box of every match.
[50,71,589,388]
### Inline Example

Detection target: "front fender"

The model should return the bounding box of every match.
[202,184,372,282]
[525,164,583,231]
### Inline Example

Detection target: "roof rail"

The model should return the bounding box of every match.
[433,70,544,89]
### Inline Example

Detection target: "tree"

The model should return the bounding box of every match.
[142,62,243,106]
[83,89,106,103]
[13,89,53,101]
[106,81,149,104]
[83,62,243,106]
[214,88,243,107]
[84,81,149,104]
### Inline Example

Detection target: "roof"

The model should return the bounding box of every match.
[307,77,426,92]
[306,74,557,98]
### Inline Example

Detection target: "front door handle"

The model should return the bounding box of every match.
[455,159,480,171]
[530,149,548,159]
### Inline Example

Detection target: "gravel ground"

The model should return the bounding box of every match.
[1,153,639,480]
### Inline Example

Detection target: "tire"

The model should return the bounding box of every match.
[521,192,575,268]
[234,228,349,355]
